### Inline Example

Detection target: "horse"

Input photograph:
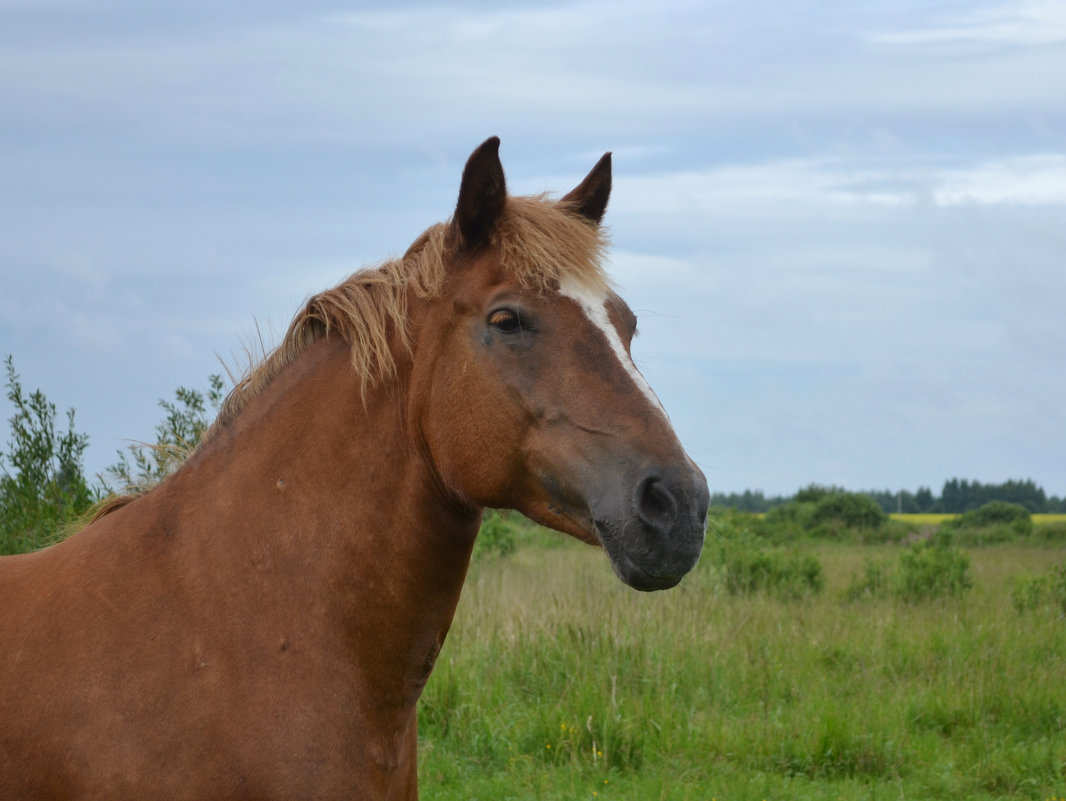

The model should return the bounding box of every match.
[0,137,709,800]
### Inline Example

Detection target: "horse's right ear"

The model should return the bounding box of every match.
[560,152,612,224]
[453,136,507,249]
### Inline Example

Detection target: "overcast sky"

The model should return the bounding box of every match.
[1,0,1064,497]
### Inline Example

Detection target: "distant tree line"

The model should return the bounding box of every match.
[866,478,1060,514]
[711,478,1065,515]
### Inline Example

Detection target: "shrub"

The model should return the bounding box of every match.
[1011,574,1049,613]
[704,525,823,600]
[894,532,972,602]
[1012,562,1066,614]
[102,375,224,494]
[794,484,846,504]
[943,501,1032,540]
[762,501,816,540]
[810,491,887,531]
[1053,563,1066,615]
[473,510,520,559]
[0,356,96,554]
[948,524,1019,547]
[862,518,919,545]
[845,533,973,602]
[760,490,887,541]
[1032,521,1066,545]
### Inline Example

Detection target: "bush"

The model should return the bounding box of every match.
[862,518,919,545]
[0,356,96,554]
[762,501,816,540]
[704,524,823,600]
[810,492,887,531]
[943,501,1032,540]
[1011,575,1049,613]
[948,524,1019,547]
[472,510,522,559]
[794,484,846,504]
[1032,522,1066,545]
[102,375,224,494]
[1012,562,1066,615]
[894,532,972,602]
[760,490,887,541]
[845,533,973,603]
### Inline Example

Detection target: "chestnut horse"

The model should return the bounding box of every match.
[0,138,708,800]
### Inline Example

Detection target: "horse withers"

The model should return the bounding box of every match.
[0,138,708,800]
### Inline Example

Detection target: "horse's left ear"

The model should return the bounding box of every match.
[454,136,507,248]
[560,152,612,224]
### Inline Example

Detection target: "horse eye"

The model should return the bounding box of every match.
[488,309,522,333]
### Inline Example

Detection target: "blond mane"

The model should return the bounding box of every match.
[206,194,610,441]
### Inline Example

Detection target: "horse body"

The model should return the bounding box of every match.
[0,138,708,799]
[1,336,462,798]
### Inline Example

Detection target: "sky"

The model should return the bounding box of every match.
[1,0,1064,498]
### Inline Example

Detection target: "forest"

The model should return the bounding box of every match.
[711,477,1064,515]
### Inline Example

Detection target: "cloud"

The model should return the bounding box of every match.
[2,0,1065,496]
[613,154,1066,230]
[872,0,1066,48]
[933,154,1066,205]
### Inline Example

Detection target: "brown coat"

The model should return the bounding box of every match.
[0,138,707,800]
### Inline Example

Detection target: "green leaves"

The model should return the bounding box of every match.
[846,532,973,603]
[0,355,95,554]
[0,356,225,554]
[101,374,223,495]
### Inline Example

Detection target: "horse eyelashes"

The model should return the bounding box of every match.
[488,309,522,333]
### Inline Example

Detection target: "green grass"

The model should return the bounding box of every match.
[418,529,1066,800]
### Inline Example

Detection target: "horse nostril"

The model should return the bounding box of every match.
[636,476,678,532]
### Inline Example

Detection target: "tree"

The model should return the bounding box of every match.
[0,356,96,554]
[809,491,887,530]
[102,375,224,495]
[914,486,935,512]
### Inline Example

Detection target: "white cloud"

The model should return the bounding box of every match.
[933,154,1066,205]
[614,160,912,224]
[2,0,1065,495]
[613,154,1066,223]
[873,0,1066,47]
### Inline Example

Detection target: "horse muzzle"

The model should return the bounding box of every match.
[591,463,709,591]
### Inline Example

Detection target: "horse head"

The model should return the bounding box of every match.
[408,137,709,590]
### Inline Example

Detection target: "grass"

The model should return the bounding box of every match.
[418,527,1066,800]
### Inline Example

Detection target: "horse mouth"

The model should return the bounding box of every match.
[592,519,692,592]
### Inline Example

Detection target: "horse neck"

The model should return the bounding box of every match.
[167,334,480,699]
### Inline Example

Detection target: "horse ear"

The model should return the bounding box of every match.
[560,152,612,224]
[454,136,507,248]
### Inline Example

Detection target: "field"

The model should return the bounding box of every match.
[417,526,1066,800]
[890,513,956,525]
[891,514,1066,527]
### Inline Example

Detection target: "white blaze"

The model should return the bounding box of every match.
[558,276,668,419]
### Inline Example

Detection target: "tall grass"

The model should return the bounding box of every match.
[418,530,1066,800]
